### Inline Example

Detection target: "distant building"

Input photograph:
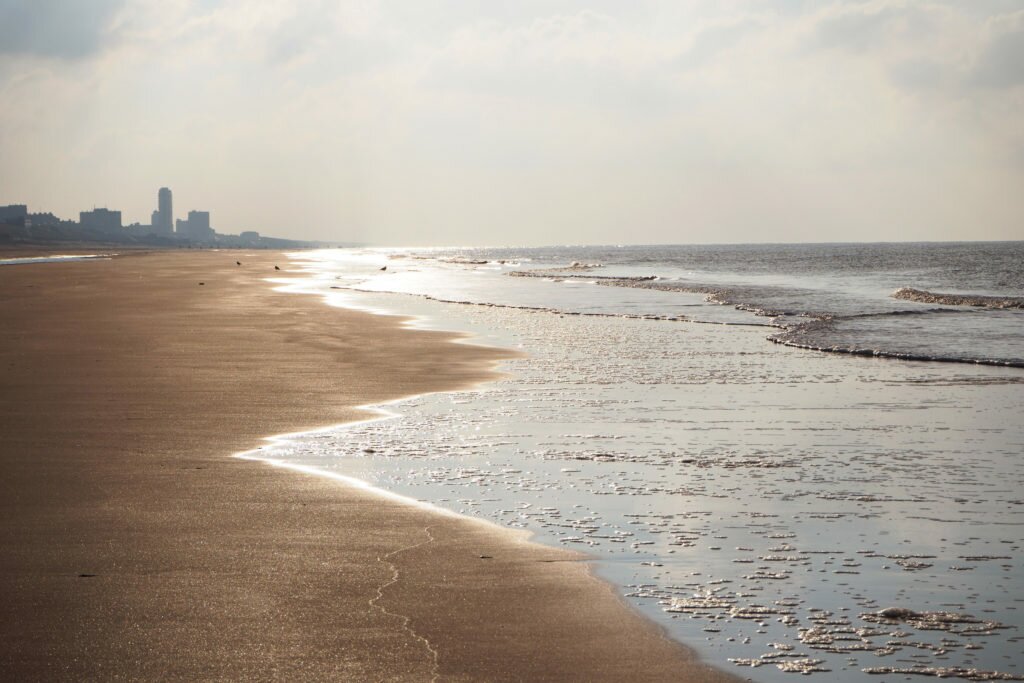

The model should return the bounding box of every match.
[30,212,79,231]
[176,210,214,241]
[80,208,122,232]
[239,231,260,240]
[28,212,66,227]
[152,187,173,236]
[126,222,155,235]
[0,204,29,227]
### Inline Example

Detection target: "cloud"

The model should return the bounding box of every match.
[1,0,1022,244]
[0,0,126,59]
[808,1,936,53]
[969,11,1024,88]
[804,2,1024,95]
[262,1,339,66]
[418,11,680,115]
[887,56,951,90]
[675,17,761,68]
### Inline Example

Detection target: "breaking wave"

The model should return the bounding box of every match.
[337,244,1024,370]
[893,287,1024,309]
[769,330,1024,369]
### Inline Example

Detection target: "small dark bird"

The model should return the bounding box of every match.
[198,282,205,286]
[236,261,241,266]
[274,265,280,270]
[380,266,387,271]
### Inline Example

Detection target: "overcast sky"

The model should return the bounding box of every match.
[1,0,1021,245]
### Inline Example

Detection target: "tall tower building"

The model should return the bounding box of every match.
[156,187,173,236]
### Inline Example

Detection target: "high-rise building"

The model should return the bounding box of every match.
[153,187,173,236]
[176,210,214,241]
[80,208,123,232]
[0,205,29,226]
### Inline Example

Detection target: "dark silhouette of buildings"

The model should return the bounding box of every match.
[151,187,173,236]
[79,208,122,232]
[0,205,30,227]
[176,210,214,241]
[1,191,328,248]
[28,212,74,227]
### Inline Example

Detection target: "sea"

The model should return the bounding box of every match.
[0,254,114,266]
[248,242,1024,682]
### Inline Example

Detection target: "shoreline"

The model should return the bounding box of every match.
[0,250,738,681]
[233,402,488,523]
[293,246,1024,681]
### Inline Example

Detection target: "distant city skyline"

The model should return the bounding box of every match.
[0,186,314,248]
[2,186,215,236]
[1,1,1022,246]
[0,184,225,244]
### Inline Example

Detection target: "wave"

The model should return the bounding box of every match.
[770,317,1024,369]
[843,307,975,320]
[768,335,1024,368]
[893,288,1024,309]
[438,257,521,266]
[329,282,777,328]
[359,258,1024,369]
[0,253,114,266]
[507,271,647,281]
[506,271,817,319]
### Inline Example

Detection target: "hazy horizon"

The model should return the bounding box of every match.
[1,0,1022,246]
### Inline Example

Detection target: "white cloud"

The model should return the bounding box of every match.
[969,10,1024,88]
[0,0,1021,244]
[0,0,127,59]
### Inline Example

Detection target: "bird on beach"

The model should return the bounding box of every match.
[236,261,241,266]
[274,265,280,270]
[380,266,387,271]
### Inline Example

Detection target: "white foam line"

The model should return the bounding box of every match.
[235,251,524,534]
[0,253,116,265]
[232,399,522,534]
[237,451,464,521]
[268,254,514,344]
[234,401,456,519]
[268,275,417,324]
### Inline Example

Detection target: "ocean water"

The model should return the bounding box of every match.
[0,254,113,266]
[250,243,1024,682]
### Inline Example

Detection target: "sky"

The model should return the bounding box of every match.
[0,0,1021,246]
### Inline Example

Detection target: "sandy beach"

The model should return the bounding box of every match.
[0,250,737,681]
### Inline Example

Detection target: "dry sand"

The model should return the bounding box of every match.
[0,250,739,681]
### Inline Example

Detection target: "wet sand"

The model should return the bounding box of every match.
[0,251,737,681]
